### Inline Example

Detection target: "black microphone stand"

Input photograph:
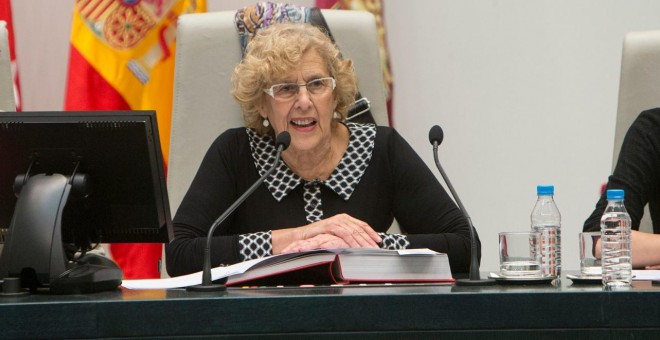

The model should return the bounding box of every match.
[430,126,495,286]
[187,132,291,292]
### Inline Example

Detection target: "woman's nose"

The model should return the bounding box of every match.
[294,86,313,109]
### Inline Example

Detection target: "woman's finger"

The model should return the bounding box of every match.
[347,226,379,248]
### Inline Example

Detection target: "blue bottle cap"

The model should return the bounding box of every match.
[537,185,554,195]
[606,189,624,200]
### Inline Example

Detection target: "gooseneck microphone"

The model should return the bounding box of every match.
[428,125,495,286]
[187,131,291,292]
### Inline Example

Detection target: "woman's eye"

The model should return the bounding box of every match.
[277,84,298,94]
[307,80,324,89]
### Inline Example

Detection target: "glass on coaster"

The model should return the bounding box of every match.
[499,231,542,278]
[579,232,602,277]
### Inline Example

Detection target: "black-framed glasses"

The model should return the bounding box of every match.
[264,77,336,101]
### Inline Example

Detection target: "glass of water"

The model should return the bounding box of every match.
[499,231,542,277]
[579,232,602,277]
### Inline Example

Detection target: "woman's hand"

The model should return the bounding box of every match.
[281,234,350,253]
[272,214,381,254]
[297,213,381,248]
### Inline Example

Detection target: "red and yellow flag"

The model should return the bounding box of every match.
[0,0,21,111]
[65,0,206,279]
[316,0,393,126]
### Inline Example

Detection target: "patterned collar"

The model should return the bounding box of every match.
[246,122,376,202]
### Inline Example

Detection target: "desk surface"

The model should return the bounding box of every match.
[2,274,660,339]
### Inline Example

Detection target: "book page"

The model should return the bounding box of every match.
[122,256,270,289]
[396,249,440,255]
[122,249,335,289]
[339,248,440,256]
[632,270,660,281]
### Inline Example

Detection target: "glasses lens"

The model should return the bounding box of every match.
[306,78,331,94]
[272,84,299,99]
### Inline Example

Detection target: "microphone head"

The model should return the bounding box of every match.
[428,125,444,145]
[275,131,291,150]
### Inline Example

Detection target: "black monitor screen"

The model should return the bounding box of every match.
[0,110,172,249]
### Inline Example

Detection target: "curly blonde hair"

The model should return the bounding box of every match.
[232,23,358,135]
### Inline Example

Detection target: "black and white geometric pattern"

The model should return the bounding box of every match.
[246,129,299,202]
[246,122,375,205]
[238,231,273,260]
[324,123,375,200]
[303,180,323,223]
[378,232,410,250]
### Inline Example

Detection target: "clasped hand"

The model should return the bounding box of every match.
[280,213,382,253]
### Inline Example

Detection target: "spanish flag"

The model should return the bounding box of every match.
[64,0,206,279]
[0,0,21,111]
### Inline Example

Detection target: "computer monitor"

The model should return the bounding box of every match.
[0,110,172,291]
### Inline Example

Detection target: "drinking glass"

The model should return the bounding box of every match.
[499,231,542,277]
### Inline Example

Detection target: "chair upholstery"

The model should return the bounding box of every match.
[612,30,660,232]
[168,9,388,217]
[0,21,16,112]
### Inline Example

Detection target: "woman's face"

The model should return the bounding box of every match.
[260,49,337,154]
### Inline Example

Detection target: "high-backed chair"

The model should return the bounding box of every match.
[0,21,16,112]
[612,30,660,232]
[168,9,389,219]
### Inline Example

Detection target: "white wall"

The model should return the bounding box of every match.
[384,0,660,273]
[10,0,660,273]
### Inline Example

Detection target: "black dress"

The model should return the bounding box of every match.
[166,123,477,276]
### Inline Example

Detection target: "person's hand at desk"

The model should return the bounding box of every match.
[631,231,660,269]
[273,213,381,254]
[281,234,350,253]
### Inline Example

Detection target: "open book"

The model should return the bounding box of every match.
[122,248,454,289]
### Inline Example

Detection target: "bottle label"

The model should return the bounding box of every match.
[533,225,560,277]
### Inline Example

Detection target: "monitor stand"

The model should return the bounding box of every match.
[0,173,122,294]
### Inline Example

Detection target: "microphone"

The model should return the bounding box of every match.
[428,125,495,286]
[187,131,291,292]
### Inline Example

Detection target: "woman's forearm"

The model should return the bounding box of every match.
[631,230,660,268]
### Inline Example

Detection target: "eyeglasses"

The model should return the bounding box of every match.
[264,77,336,101]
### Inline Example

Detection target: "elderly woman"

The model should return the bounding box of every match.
[165,23,477,277]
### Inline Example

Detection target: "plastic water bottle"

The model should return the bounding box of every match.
[531,185,561,277]
[600,189,632,288]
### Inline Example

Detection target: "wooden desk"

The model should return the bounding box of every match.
[2,275,660,338]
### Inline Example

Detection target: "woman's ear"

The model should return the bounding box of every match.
[256,105,267,120]
[257,97,271,118]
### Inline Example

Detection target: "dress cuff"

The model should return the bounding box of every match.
[238,231,273,261]
[378,232,410,250]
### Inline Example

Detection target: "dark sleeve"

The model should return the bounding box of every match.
[583,109,660,232]
[385,128,476,273]
[165,129,246,277]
